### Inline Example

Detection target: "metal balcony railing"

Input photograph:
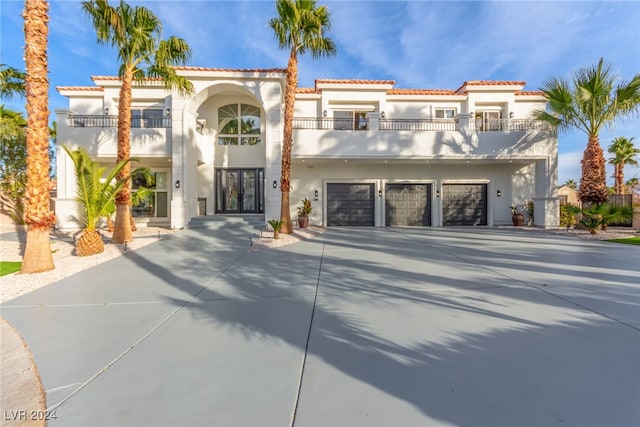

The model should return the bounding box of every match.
[67,115,172,128]
[468,118,554,132]
[292,117,369,130]
[379,118,459,131]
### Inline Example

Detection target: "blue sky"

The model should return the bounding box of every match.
[1,0,639,185]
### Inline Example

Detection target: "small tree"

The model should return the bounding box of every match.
[608,136,639,194]
[63,145,134,256]
[0,115,27,223]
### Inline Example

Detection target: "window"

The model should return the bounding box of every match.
[218,104,261,145]
[131,109,166,128]
[333,111,369,130]
[435,109,456,119]
[132,171,168,218]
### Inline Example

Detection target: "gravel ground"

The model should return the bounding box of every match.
[1,224,636,304]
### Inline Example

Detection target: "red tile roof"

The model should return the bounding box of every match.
[387,89,457,96]
[173,66,287,73]
[315,79,396,85]
[455,80,526,93]
[515,90,545,96]
[296,87,318,94]
[56,86,103,92]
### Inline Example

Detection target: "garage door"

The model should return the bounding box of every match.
[385,184,431,226]
[442,184,487,225]
[327,183,375,226]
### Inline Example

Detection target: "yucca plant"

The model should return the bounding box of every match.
[63,145,135,256]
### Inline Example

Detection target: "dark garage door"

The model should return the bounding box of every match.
[442,184,487,225]
[327,183,375,226]
[385,184,431,226]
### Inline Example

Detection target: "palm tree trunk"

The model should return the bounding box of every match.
[112,67,134,243]
[21,0,54,273]
[616,162,625,194]
[280,47,297,234]
[579,134,609,205]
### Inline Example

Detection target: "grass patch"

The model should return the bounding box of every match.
[605,237,640,246]
[0,261,22,276]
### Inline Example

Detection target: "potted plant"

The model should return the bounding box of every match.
[297,197,313,228]
[267,219,286,239]
[511,205,525,226]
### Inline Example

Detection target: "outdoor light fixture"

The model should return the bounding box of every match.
[436,190,440,198]
[378,190,383,198]
[272,180,278,189]
[314,190,319,198]
[469,111,474,117]
[497,190,502,197]
[509,112,514,118]
[323,110,328,117]
[166,108,171,116]
[104,107,109,115]
[381,111,386,118]
[175,180,180,189]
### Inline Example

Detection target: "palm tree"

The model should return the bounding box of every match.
[62,146,134,256]
[535,58,640,205]
[0,64,26,100]
[269,0,336,233]
[21,0,55,273]
[82,0,193,243]
[564,179,578,190]
[608,136,639,194]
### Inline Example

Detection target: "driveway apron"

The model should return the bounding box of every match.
[1,226,639,427]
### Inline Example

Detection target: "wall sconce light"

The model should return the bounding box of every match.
[175,180,180,189]
[469,111,474,118]
[314,190,319,198]
[104,107,109,115]
[378,190,383,198]
[323,110,327,117]
[272,180,278,189]
[436,190,440,198]
[509,112,514,118]
[381,111,386,118]
[166,108,171,117]
[497,190,502,197]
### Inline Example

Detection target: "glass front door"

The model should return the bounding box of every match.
[215,168,264,213]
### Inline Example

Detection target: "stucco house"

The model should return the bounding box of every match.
[54,67,559,230]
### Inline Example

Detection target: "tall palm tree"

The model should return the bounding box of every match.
[535,58,640,205]
[82,0,193,242]
[21,0,55,273]
[269,0,336,233]
[0,64,26,100]
[608,136,639,194]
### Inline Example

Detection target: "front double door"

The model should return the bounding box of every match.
[216,168,264,213]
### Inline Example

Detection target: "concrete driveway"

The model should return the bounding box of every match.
[1,224,639,426]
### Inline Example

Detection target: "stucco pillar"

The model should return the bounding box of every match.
[533,157,559,228]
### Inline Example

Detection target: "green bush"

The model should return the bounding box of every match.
[559,204,580,227]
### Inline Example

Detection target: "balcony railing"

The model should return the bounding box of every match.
[292,117,369,130]
[67,115,171,128]
[379,118,459,131]
[468,118,554,132]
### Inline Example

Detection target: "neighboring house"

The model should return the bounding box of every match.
[557,185,580,206]
[54,68,559,230]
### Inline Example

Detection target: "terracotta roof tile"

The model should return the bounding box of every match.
[56,86,103,92]
[387,89,457,96]
[455,80,526,93]
[173,66,287,73]
[315,79,396,85]
[296,87,318,94]
[515,90,545,96]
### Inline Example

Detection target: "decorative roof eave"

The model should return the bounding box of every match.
[173,66,287,79]
[57,86,104,96]
[515,90,546,98]
[455,80,527,93]
[314,79,396,91]
[386,89,465,100]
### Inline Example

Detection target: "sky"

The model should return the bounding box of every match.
[1,0,639,185]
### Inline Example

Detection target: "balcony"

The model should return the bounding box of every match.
[67,115,172,128]
[292,115,556,159]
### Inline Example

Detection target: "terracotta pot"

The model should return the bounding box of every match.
[297,215,309,228]
[512,213,524,226]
